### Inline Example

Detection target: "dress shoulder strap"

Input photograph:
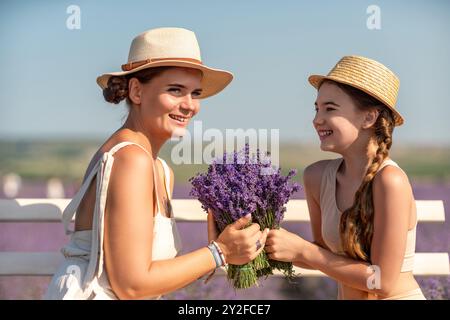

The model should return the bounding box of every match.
[61,158,102,235]
[319,158,343,206]
[377,158,400,171]
[108,141,152,157]
[157,157,172,200]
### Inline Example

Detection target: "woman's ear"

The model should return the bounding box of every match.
[128,77,142,105]
[362,108,380,129]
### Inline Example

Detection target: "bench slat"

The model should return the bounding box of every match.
[1,199,447,278]
[0,252,62,276]
[0,252,448,276]
[0,199,446,222]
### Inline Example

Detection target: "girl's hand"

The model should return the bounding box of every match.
[207,209,220,243]
[214,213,269,266]
[265,228,306,262]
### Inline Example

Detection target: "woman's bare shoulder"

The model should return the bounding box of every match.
[82,129,152,180]
[99,129,152,154]
[105,140,154,213]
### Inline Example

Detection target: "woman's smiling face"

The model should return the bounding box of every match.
[313,81,369,153]
[129,67,203,139]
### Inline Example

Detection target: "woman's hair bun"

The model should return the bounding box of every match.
[103,76,128,104]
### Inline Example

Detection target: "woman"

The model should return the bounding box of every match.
[45,27,268,300]
[265,56,425,300]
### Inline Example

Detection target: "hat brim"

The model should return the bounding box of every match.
[308,74,404,126]
[97,60,233,99]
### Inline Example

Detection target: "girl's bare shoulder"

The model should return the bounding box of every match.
[302,159,334,199]
[303,159,333,185]
[373,164,411,193]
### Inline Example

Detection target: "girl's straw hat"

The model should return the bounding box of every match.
[308,55,404,126]
[97,27,233,99]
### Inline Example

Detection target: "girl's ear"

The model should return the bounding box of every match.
[362,108,380,129]
[128,78,142,105]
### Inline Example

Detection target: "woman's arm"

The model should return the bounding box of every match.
[104,146,267,299]
[269,165,412,296]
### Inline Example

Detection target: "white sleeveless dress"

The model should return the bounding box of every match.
[44,141,182,300]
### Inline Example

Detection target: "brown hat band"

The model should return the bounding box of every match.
[121,57,203,71]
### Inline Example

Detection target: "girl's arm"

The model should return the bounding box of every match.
[268,165,412,297]
[293,161,332,269]
[104,146,267,299]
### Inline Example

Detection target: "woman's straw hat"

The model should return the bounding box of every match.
[97,27,233,99]
[308,55,404,126]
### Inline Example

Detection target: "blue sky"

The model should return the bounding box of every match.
[1,0,449,145]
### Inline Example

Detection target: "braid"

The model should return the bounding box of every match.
[339,107,394,262]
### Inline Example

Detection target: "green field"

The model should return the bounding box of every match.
[1,139,449,185]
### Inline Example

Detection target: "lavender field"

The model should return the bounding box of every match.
[0,182,449,300]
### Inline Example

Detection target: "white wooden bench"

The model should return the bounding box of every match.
[0,199,449,277]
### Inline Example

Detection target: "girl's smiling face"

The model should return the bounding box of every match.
[313,81,374,154]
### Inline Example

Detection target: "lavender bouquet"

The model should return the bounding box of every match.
[189,144,300,289]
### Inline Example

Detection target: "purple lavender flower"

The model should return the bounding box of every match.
[190,144,300,228]
[189,144,301,289]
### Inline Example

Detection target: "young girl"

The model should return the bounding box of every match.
[265,55,426,300]
[45,27,268,300]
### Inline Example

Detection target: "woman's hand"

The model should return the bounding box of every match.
[265,228,306,262]
[212,212,269,266]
